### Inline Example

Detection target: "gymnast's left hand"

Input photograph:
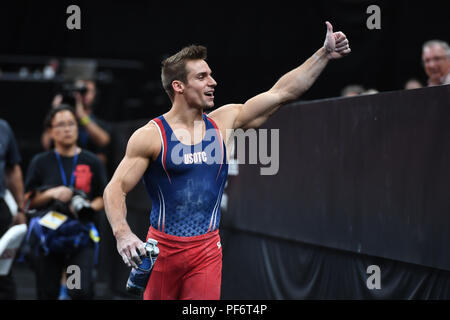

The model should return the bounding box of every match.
[323,21,351,59]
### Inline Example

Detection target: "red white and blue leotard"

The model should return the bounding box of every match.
[142,113,228,237]
[142,113,228,300]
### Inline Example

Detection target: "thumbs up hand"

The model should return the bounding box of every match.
[323,21,351,60]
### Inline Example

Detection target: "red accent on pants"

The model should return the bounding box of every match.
[143,226,222,300]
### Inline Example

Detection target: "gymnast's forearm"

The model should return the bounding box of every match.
[103,182,132,237]
[271,47,330,103]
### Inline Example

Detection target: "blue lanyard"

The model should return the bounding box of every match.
[54,149,79,187]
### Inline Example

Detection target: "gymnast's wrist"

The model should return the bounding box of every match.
[318,46,331,59]
[113,224,132,238]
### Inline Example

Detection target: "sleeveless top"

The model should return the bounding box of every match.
[142,113,228,237]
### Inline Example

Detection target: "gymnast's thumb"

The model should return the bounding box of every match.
[325,21,333,34]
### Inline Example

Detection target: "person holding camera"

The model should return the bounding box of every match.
[41,80,111,165]
[25,105,107,300]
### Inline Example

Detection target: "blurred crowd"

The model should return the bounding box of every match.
[340,39,450,97]
[1,75,111,300]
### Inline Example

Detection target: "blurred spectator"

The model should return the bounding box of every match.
[0,119,25,300]
[404,78,423,90]
[41,80,111,165]
[341,84,365,97]
[362,88,378,95]
[422,40,450,86]
[43,58,60,80]
[25,106,107,300]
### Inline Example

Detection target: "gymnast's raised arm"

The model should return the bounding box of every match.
[209,21,351,132]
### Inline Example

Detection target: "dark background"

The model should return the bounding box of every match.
[1,0,449,170]
[1,1,449,115]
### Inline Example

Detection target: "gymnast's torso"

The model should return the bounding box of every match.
[142,113,228,237]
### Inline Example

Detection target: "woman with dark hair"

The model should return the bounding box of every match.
[25,105,107,300]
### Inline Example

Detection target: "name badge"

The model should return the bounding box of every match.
[39,211,68,230]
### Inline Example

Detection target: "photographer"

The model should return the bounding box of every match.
[41,80,111,165]
[25,105,107,300]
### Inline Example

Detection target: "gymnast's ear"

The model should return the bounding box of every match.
[172,80,185,95]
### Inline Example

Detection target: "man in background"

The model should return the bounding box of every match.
[422,40,450,86]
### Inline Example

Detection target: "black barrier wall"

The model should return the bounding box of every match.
[221,85,450,299]
[108,85,450,299]
[220,228,450,299]
[224,85,450,272]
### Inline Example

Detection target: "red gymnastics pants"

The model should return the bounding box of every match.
[143,227,222,300]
